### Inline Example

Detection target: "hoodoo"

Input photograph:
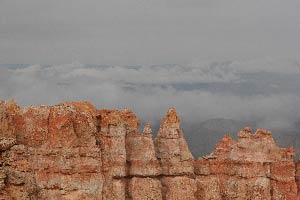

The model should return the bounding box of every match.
[0,100,300,199]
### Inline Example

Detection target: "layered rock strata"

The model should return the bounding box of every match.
[155,108,196,200]
[195,128,299,200]
[0,100,300,199]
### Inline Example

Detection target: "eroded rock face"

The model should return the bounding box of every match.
[0,100,19,139]
[1,100,300,199]
[1,101,103,200]
[126,122,161,176]
[155,108,194,176]
[195,127,299,200]
[128,177,162,200]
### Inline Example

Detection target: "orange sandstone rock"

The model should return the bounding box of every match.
[1,102,103,199]
[0,100,19,140]
[155,108,194,176]
[195,127,299,200]
[128,177,162,200]
[161,176,197,200]
[1,100,300,200]
[126,122,161,176]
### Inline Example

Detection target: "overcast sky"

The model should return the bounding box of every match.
[1,0,300,65]
[1,1,300,138]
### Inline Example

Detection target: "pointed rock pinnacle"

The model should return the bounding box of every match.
[160,108,180,129]
[142,122,153,137]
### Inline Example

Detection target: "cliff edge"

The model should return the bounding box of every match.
[0,100,299,200]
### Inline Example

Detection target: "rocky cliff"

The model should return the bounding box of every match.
[0,100,300,200]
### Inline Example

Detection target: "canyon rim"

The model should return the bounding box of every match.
[0,99,300,200]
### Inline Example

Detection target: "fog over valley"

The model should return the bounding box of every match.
[1,59,300,157]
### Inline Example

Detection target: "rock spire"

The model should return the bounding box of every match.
[0,100,300,199]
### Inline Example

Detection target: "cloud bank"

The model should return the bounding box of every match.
[1,58,300,132]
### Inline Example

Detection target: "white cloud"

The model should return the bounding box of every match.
[1,58,300,131]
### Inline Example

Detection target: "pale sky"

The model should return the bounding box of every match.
[1,0,300,65]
